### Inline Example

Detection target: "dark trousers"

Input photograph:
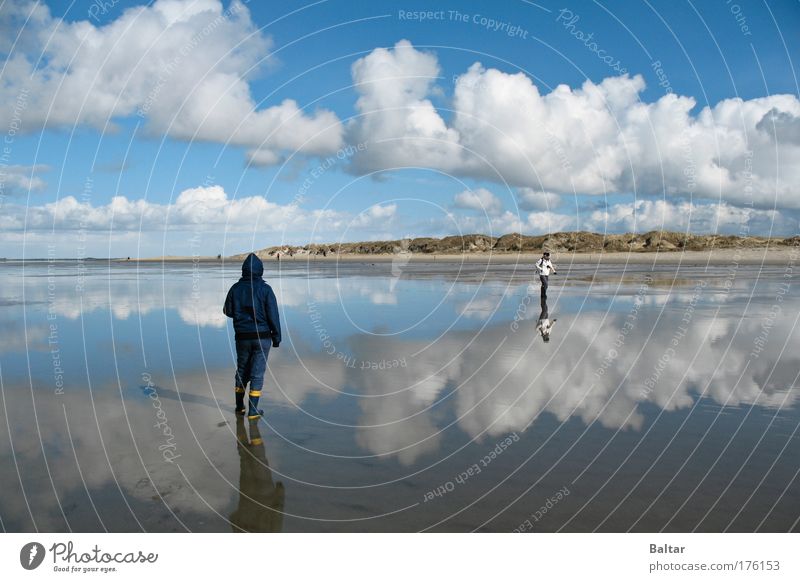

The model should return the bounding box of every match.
[235,339,271,391]
[540,275,549,297]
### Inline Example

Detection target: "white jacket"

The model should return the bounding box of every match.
[536,318,556,335]
[536,258,555,276]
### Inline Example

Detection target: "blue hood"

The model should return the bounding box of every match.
[242,253,264,279]
[225,252,281,344]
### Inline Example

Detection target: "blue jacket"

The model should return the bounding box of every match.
[224,254,281,345]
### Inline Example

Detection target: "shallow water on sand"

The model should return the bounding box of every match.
[0,259,797,532]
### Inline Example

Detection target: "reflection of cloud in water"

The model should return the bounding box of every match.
[366,291,397,305]
[0,380,236,530]
[335,307,798,464]
[2,263,797,528]
[0,320,48,351]
[0,354,337,531]
[455,296,503,320]
[2,271,344,328]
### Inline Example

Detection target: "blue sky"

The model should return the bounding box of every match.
[1,0,798,257]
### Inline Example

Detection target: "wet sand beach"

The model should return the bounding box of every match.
[0,258,797,532]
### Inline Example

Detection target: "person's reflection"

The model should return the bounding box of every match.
[535,295,556,343]
[230,417,285,532]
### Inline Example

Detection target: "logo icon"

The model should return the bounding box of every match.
[20,542,46,570]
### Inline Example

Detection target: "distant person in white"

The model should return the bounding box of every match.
[536,251,557,297]
[536,295,556,343]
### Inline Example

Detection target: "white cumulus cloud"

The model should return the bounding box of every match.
[453,187,503,215]
[516,188,563,211]
[351,203,397,228]
[0,164,49,195]
[347,41,800,210]
[443,199,796,237]
[0,185,376,235]
[0,0,343,165]
[580,199,794,235]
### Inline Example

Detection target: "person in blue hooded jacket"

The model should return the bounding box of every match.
[223,253,281,419]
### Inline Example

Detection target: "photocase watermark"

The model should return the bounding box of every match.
[0,87,29,211]
[510,283,538,332]
[741,148,755,206]
[308,300,346,363]
[87,0,121,21]
[141,373,181,463]
[719,171,755,295]
[651,59,696,195]
[750,248,797,360]
[4,87,28,143]
[725,0,753,37]
[653,60,755,244]
[595,276,651,378]
[681,133,697,195]
[556,8,627,74]
[137,1,251,117]
[295,141,367,203]
[75,176,93,294]
[651,60,673,95]
[671,82,701,197]
[546,129,573,172]
[45,540,158,574]
[512,485,571,531]
[450,10,529,39]
[398,9,529,38]
[307,300,407,370]
[187,174,215,307]
[396,9,448,22]
[47,245,64,395]
[423,432,519,502]
[641,279,707,399]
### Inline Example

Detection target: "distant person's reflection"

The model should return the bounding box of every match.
[230,417,285,532]
[535,295,556,343]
